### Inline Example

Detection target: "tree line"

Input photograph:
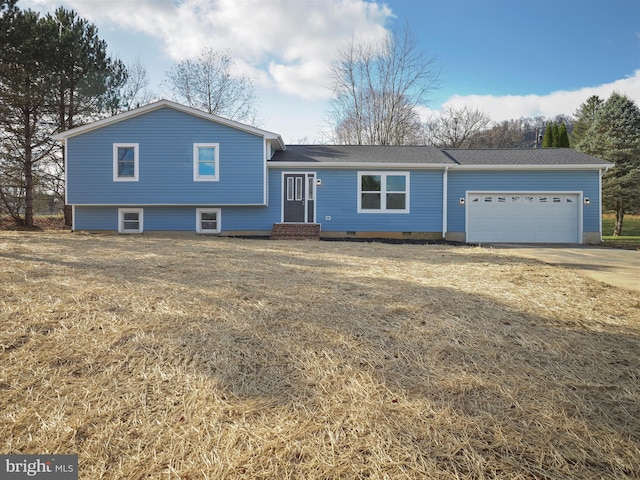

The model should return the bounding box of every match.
[1,4,638,234]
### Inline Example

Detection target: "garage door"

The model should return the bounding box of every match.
[467,193,580,243]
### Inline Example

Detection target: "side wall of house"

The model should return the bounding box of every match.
[446,170,602,243]
[67,107,266,206]
[269,167,444,236]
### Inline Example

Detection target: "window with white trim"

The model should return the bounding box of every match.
[193,143,219,181]
[358,172,409,213]
[118,208,143,233]
[113,143,139,181]
[196,208,221,234]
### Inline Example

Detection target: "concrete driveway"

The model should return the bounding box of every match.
[491,245,640,293]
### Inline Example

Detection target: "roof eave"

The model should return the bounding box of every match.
[267,161,453,169]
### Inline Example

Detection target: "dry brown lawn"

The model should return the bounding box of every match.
[1,232,639,479]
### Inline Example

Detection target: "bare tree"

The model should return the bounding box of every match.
[164,48,259,124]
[119,58,154,111]
[468,119,526,148]
[426,106,491,148]
[328,25,440,145]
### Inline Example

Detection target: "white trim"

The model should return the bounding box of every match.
[448,164,608,171]
[118,208,144,234]
[196,208,222,234]
[113,143,139,182]
[193,143,219,181]
[465,191,583,244]
[263,140,269,206]
[598,169,603,242]
[64,141,69,205]
[268,162,609,171]
[270,162,449,170]
[69,203,267,207]
[442,166,448,238]
[52,99,285,150]
[357,171,410,214]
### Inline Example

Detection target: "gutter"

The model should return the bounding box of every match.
[442,166,448,239]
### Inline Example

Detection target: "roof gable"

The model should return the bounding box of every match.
[52,99,285,150]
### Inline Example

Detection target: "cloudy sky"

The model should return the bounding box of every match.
[22,0,640,143]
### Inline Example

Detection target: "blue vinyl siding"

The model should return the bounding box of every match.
[75,205,278,232]
[67,107,265,205]
[269,168,443,232]
[447,170,602,233]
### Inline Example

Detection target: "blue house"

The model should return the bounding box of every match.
[53,100,610,244]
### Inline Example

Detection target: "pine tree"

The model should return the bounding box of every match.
[558,122,570,147]
[571,95,603,147]
[541,122,554,147]
[576,93,640,236]
[551,122,560,147]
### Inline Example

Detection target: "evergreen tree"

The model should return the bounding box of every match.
[0,6,57,225]
[0,3,127,226]
[558,122,570,147]
[551,122,560,147]
[571,95,603,147]
[541,122,554,147]
[576,93,640,236]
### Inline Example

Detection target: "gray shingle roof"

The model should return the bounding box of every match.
[443,148,611,166]
[270,145,611,167]
[271,145,455,164]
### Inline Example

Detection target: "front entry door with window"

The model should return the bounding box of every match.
[283,173,315,223]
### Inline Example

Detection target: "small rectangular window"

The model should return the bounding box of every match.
[295,177,303,201]
[308,177,315,201]
[286,177,294,201]
[194,143,219,181]
[118,208,143,233]
[113,144,139,181]
[196,208,221,234]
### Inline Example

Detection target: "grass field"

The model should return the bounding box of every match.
[603,214,640,249]
[1,232,639,479]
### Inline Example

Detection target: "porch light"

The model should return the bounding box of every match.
[459,198,465,205]
[584,197,590,205]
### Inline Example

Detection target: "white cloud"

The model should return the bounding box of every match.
[23,0,392,100]
[436,70,640,122]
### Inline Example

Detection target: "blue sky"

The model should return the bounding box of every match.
[22,0,640,143]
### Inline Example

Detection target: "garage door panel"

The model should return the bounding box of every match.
[467,193,579,243]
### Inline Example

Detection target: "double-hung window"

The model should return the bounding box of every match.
[118,208,143,233]
[194,143,219,181]
[358,172,409,213]
[196,208,221,234]
[113,144,139,181]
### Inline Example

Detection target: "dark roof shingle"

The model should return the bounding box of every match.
[443,148,610,166]
[271,145,454,164]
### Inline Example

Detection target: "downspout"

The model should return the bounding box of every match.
[598,166,609,243]
[442,166,448,239]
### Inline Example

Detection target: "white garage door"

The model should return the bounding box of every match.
[467,193,580,243]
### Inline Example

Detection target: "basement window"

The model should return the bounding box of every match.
[118,208,143,233]
[196,208,221,234]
